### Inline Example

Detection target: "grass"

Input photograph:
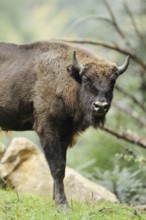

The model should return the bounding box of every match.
[0,189,146,220]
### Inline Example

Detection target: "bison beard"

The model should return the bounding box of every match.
[0,40,130,208]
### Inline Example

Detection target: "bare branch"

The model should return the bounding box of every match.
[100,126,146,149]
[124,0,146,47]
[62,39,146,70]
[66,15,113,35]
[66,5,132,50]
[67,14,124,39]
[103,0,133,50]
[102,0,115,23]
[115,85,146,113]
[113,102,146,127]
[103,0,124,38]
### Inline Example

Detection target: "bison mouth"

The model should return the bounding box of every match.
[92,107,108,118]
[91,105,107,128]
[93,109,106,117]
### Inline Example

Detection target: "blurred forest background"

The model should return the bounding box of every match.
[0,0,146,205]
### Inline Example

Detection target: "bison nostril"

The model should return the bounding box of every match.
[93,101,109,112]
[93,102,99,108]
[102,102,109,111]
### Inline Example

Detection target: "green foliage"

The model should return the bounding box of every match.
[79,151,146,206]
[0,189,145,220]
[92,165,146,205]
[67,128,125,171]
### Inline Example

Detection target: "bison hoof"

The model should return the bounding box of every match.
[57,202,69,213]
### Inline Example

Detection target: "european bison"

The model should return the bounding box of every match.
[0,40,130,207]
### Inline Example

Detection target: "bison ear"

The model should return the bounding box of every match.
[67,64,82,83]
[67,51,83,83]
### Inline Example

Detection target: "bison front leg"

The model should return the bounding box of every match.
[38,128,68,207]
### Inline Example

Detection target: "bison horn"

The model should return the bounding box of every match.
[118,55,130,75]
[72,51,83,73]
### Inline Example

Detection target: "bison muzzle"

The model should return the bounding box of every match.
[0,40,130,208]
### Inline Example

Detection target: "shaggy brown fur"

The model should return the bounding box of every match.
[0,40,129,207]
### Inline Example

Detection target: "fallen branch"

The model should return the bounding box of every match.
[100,126,146,149]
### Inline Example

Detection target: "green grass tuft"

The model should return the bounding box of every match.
[0,189,145,220]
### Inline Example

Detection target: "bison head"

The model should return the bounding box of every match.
[67,51,130,128]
